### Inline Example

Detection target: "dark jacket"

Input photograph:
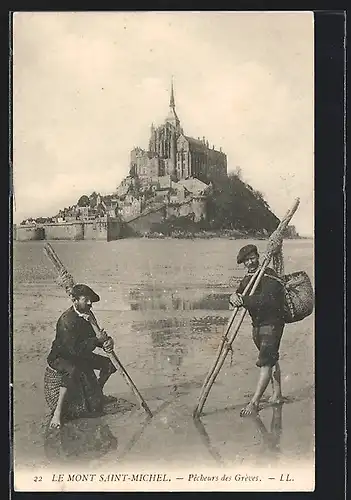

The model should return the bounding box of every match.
[47,306,103,364]
[236,267,285,327]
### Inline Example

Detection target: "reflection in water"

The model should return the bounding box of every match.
[44,398,181,466]
[118,397,177,463]
[44,416,118,463]
[129,288,232,312]
[194,404,284,466]
[193,417,225,466]
[142,315,228,392]
[132,313,228,394]
[133,316,227,337]
[252,404,283,464]
[149,327,186,393]
[190,316,228,333]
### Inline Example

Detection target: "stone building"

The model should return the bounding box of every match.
[130,81,227,184]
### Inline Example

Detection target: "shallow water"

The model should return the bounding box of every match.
[12,238,314,472]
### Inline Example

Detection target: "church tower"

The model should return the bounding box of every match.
[149,123,156,152]
[166,78,181,178]
[145,79,183,179]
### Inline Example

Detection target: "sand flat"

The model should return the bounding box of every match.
[12,238,314,483]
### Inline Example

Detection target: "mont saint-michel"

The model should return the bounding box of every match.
[14,82,296,242]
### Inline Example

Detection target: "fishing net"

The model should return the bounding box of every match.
[267,223,314,323]
[272,242,284,277]
[56,269,75,295]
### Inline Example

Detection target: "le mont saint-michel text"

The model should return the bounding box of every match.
[51,472,295,483]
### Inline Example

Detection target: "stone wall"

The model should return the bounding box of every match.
[14,219,122,241]
[126,207,166,234]
[107,219,121,241]
[15,225,45,241]
[166,197,206,222]
[43,222,85,240]
[83,220,108,240]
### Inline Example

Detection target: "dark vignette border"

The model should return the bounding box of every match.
[2,6,346,500]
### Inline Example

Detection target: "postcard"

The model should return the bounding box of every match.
[12,10,315,492]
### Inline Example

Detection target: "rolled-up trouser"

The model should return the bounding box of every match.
[252,323,285,368]
[48,354,117,388]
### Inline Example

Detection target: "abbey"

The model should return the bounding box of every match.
[130,81,228,184]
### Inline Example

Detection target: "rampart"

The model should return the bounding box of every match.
[43,222,84,240]
[15,226,45,241]
[14,218,121,241]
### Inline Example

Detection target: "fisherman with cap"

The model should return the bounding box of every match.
[230,244,285,417]
[46,284,117,429]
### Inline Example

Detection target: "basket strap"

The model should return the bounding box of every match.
[264,273,286,287]
[244,270,286,288]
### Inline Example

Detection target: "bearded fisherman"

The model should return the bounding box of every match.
[230,245,286,417]
[45,284,117,429]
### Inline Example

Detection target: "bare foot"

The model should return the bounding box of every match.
[268,395,285,405]
[49,413,61,429]
[240,402,258,417]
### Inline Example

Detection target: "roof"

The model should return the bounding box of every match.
[177,177,210,195]
[178,135,225,156]
[185,136,207,151]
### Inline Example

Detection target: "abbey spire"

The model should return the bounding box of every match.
[165,77,180,130]
[170,77,175,108]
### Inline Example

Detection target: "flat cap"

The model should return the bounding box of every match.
[71,284,100,302]
[237,244,258,264]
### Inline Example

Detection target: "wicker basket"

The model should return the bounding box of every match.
[44,365,103,419]
[44,366,63,413]
[283,270,314,324]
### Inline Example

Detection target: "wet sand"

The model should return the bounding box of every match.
[13,238,314,478]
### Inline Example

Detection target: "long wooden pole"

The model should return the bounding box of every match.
[43,242,153,418]
[87,314,153,417]
[193,258,271,418]
[198,265,262,393]
[193,198,300,418]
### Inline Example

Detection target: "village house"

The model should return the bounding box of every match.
[115,177,134,198]
[117,192,142,220]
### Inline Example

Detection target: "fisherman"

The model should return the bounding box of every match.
[230,244,285,417]
[45,284,117,429]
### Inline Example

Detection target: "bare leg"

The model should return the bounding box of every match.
[240,366,272,417]
[97,366,118,404]
[93,356,116,396]
[268,362,284,404]
[270,374,275,392]
[50,386,67,429]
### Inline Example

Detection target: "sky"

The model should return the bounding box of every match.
[12,11,314,235]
